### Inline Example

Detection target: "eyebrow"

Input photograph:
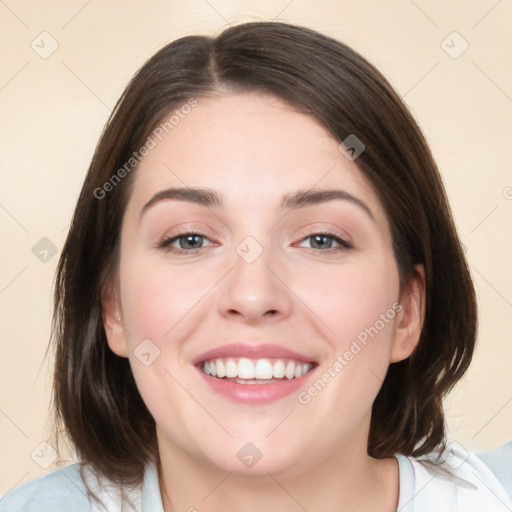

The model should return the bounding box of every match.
[139,186,374,221]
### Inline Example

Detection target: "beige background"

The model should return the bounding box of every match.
[1,0,511,496]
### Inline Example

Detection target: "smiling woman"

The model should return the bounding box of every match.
[1,20,510,512]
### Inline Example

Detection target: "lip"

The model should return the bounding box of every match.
[193,342,318,404]
[192,342,316,366]
[196,364,318,404]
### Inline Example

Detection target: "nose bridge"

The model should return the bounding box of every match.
[216,233,293,322]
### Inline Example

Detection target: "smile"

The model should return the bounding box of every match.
[196,356,318,404]
[200,357,315,382]
[193,342,319,403]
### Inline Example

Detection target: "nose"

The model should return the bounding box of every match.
[216,242,293,325]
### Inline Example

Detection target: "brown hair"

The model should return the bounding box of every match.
[50,20,477,489]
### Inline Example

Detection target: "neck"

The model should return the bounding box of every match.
[156,433,399,512]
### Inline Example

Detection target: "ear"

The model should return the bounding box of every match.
[101,276,128,358]
[390,265,426,363]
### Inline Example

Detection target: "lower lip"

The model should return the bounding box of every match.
[196,366,317,404]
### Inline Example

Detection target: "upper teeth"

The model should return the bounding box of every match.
[202,358,313,380]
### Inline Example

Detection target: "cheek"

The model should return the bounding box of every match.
[295,255,400,405]
[298,255,400,344]
[119,255,216,346]
[117,256,212,436]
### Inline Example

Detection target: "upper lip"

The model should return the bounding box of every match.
[193,343,317,365]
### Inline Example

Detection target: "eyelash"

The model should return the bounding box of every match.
[157,229,215,255]
[157,229,352,255]
[295,229,353,253]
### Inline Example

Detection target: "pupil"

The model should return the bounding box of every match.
[312,235,332,249]
[181,235,202,249]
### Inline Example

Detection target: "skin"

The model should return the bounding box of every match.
[102,92,425,512]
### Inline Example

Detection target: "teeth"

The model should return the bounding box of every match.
[273,360,285,378]
[238,358,255,379]
[225,359,238,378]
[255,359,273,379]
[216,359,226,378]
[285,361,295,379]
[201,357,313,381]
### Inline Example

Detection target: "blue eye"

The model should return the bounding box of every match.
[158,232,212,254]
[157,231,352,255]
[297,233,352,252]
[175,234,205,250]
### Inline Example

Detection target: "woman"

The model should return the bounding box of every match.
[1,21,510,512]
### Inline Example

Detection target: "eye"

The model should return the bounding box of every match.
[296,232,352,253]
[157,230,351,255]
[157,231,214,254]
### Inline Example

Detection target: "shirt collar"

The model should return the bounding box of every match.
[141,458,165,512]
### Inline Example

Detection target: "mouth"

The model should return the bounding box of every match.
[194,343,319,404]
[198,357,317,385]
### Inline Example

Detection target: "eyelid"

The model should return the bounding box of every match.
[156,227,216,253]
[156,223,353,255]
[294,233,352,253]
[294,224,353,246]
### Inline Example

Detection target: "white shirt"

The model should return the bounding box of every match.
[1,442,511,511]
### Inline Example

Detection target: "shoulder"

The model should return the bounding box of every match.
[0,464,91,512]
[396,442,512,512]
[475,440,512,500]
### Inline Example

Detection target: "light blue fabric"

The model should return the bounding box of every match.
[476,440,512,500]
[0,459,166,512]
[0,463,91,511]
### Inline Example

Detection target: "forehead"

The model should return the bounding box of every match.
[125,92,389,228]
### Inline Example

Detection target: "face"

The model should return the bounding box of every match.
[104,92,422,477]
